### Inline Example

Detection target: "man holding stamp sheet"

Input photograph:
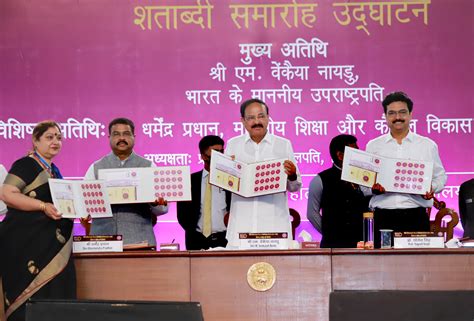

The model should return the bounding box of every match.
[223,99,302,248]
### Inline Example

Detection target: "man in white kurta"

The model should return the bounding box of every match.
[225,99,302,248]
[366,91,447,248]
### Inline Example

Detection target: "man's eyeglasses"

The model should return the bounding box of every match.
[386,110,409,117]
[110,131,134,138]
[244,114,267,122]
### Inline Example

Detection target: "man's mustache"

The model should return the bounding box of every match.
[251,124,264,129]
[393,120,405,124]
[117,140,128,146]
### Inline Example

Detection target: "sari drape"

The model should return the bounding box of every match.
[0,157,76,321]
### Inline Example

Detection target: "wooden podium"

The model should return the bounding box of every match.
[75,249,474,321]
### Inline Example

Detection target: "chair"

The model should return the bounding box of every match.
[80,218,92,236]
[459,178,474,238]
[429,197,459,241]
[289,208,301,240]
[223,208,301,240]
[80,212,156,236]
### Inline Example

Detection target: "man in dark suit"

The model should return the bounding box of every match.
[306,134,370,248]
[177,135,231,250]
[459,178,474,238]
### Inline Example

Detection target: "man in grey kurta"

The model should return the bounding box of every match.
[84,118,167,246]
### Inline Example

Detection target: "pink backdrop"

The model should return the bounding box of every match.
[1,0,472,246]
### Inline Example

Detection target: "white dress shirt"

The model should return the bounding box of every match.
[225,132,302,247]
[365,131,447,209]
[198,169,228,233]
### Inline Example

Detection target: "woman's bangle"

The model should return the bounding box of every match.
[39,202,46,212]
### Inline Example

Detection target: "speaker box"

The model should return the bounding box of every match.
[330,290,474,321]
[25,299,203,321]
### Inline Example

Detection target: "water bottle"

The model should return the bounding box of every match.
[363,212,374,249]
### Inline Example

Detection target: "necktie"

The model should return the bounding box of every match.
[202,178,212,237]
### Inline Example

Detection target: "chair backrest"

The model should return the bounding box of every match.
[459,178,474,238]
[80,219,92,236]
[429,197,459,241]
[289,208,301,240]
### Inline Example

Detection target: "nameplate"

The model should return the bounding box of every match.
[160,243,180,251]
[73,235,123,253]
[301,241,320,249]
[393,232,444,249]
[239,232,289,250]
[461,241,474,248]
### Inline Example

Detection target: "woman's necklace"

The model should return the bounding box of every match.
[32,151,56,178]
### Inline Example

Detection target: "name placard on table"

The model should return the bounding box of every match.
[239,232,289,250]
[393,232,444,249]
[73,235,123,253]
[210,150,287,197]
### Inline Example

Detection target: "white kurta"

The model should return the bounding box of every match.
[225,132,302,247]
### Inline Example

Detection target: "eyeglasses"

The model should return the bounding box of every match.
[386,110,410,117]
[244,114,267,122]
[110,131,134,138]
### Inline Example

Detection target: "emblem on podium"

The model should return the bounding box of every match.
[247,262,276,292]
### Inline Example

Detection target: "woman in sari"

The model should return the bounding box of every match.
[0,121,76,321]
